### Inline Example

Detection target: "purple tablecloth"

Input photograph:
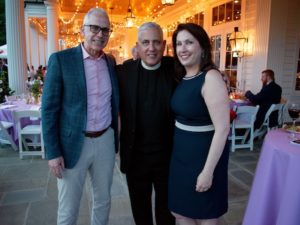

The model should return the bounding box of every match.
[243,129,300,225]
[0,100,40,143]
[230,99,251,109]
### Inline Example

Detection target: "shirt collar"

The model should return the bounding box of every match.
[141,60,161,70]
[81,43,104,60]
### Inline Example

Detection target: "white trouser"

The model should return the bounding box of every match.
[57,128,115,225]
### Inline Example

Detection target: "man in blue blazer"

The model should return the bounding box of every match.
[42,8,119,225]
[245,69,282,129]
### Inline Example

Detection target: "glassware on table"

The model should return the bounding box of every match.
[26,93,32,104]
[287,103,300,140]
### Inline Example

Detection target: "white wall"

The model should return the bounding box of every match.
[269,0,300,103]
[24,3,46,70]
[245,0,271,93]
[242,0,257,92]
[30,24,39,70]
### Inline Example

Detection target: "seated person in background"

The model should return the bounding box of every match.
[131,46,140,60]
[221,71,231,94]
[27,64,31,81]
[245,69,282,130]
[123,46,140,64]
[0,59,8,82]
[42,66,47,77]
[0,58,8,73]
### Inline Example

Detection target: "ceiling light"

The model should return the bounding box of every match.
[125,0,135,28]
[162,0,175,6]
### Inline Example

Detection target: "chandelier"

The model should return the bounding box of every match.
[161,0,175,6]
[125,0,135,28]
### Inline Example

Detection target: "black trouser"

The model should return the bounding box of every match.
[126,152,175,225]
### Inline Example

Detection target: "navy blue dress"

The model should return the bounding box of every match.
[168,71,229,219]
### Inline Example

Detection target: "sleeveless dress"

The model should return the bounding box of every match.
[168,71,229,219]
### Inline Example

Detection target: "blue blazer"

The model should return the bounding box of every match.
[42,45,119,169]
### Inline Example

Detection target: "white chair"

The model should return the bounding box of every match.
[5,94,24,102]
[229,105,260,152]
[253,103,285,139]
[276,103,285,126]
[270,103,285,129]
[0,121,18,151]
[13,110,45,159]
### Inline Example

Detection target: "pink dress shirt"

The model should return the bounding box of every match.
[81,44,112,132]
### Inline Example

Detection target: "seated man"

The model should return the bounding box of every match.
[245,69,282,130]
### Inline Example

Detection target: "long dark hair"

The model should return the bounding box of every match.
[172,23,216,80]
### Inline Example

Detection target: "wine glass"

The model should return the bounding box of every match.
[288,103,300,139]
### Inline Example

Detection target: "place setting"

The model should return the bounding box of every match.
[281,102,300,145]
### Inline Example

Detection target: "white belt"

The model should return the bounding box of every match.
[175,121,215,132]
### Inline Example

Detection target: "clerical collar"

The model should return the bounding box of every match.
[141,60,161,70]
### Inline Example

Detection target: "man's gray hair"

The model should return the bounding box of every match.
[83,8,110,25]
[138,22,163,41]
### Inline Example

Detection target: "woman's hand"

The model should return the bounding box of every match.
[195,170,213,192]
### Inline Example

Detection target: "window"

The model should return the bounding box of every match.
[211,35,221,68]
[186,12,204,26]
[233,0,242,20]
[225,33,238,87]
[295,48,300,90]
[226,2,233,21]
[167,12,204,38]
[218,4,225,24]
[212,7,218,26]
[212,0,242,26]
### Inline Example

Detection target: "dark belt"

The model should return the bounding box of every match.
[84,127,109,138]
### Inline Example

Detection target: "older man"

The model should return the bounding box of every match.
[117,22,176,225]
[42,8,119,225]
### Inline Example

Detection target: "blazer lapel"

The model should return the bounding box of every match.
[73,45,86,98]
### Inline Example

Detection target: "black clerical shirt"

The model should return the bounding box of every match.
[135,64,173,153]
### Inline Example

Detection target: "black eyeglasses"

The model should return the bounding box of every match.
[84,25,112,36]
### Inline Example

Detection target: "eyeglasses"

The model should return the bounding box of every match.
[84,25,112,36]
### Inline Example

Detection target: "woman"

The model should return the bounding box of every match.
[168,23,230,225]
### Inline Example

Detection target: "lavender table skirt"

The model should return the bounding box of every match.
[230,99,251,109]
[0,101,40,143]
[243,129,300,225]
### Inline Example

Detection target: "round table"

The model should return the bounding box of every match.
[243,129,300,225]
[230,99,251,109]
